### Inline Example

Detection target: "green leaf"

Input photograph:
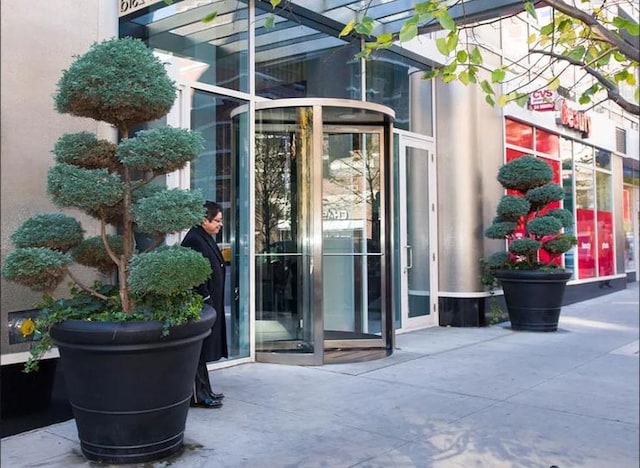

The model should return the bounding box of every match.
[567,45,585,60]
[456,50,468,62]
[547,77,560,91]
[422,69,439,80]
[480,79,495,95]
[339,19,355,38]
[438,11,456,31]
[485,95,496,106]
[524,2,537,20]
[264,15,275,30]
[355,16,375,36]
[578,94,592,105]
[459,70,470,85]
[202,11,218,23]
[469,47,482,65]
[540,23,554,36]
[442,73,457,83]
[270,0,281,7]
[399,22,418,43]
[436,37,450,55]
[515,92,528,107]
[491,68,506,83]
[443,61,457,74]
[446,31,459,51]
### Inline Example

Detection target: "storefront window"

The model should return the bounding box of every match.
[596,172,614,276]
[575,142,593,165]
[575,166,596,278]
[535,129,559,156]
[623,186,638,272]
[561,144,575,275]
[505,119,533,149]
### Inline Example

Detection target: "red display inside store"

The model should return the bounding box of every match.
[576,209,596,278]
[597,211,614,276]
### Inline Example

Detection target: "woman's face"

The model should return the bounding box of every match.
[202,213,223,236]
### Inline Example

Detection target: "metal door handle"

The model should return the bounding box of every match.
[406,245,413,271]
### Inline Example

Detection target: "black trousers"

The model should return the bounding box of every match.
[192,362,213,404]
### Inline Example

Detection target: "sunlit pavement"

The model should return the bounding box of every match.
[2,285,638,468]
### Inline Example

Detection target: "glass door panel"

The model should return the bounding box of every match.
[398,134,437,330]
[254,107,314,354]
[323,130,385,346]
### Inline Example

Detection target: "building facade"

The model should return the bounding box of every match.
[2,1,638,368]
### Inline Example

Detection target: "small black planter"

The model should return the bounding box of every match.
[495,269,572,332]
[50,304,216,464]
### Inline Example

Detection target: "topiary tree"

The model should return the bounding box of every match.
[484,155,577,272]
[2,38,212,360]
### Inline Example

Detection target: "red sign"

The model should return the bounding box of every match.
[528,89,557,111]
[558,99,591,138]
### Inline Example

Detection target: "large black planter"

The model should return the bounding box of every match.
[495,269,572,332]
[49,304,216,464]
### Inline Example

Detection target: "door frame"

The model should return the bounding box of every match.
[396,130,439,332]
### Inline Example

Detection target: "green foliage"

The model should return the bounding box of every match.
[54,37,176,128]
[117,127,205,174]
[347,0,639,115]
[134,189,205,235]
[509,237,541,257]
[547,208,574,228]
[484,221,517,239]
[2,248,71,292]
[483,155,574,274]
[47,163,125,212]
[11,213,84,252]
[54,132,119,172]
[543,234,578,255]
[526,184,564,209]
[128,246,212,297]
[497,156,552,192]
[72,235,124,274]
[2,38,211,371]
[496,195,530,220]
[24,285,204,372]
[527,216,562,237]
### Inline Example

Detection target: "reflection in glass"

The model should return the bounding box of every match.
[574,142,593,166]
[406,147,430,318]
[191,90,247,359]
[255,3,359,99]
[254,107,314,353]
[323,132,382,337]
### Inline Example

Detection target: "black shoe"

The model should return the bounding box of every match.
[190,397,223,409]
[209,391,224,400]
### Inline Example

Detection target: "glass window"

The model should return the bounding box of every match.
[191,90,248,359]
[254,4,360,99]
[623,186,637,272]
[367,49,430,132]
[575,167,595,279]
[505,119,533,149]
[574,142,593,166]
[596,172,614,276]
[535,129,559,156]
[122,0,250,92]
[595,148,612,170]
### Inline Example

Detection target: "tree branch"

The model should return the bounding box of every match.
[539,0,639,61]
[66,269,109,300]
[530,48,640,114]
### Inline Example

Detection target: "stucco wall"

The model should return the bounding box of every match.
[0,1,117,360]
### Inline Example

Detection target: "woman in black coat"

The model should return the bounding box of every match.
[181,201,228,408]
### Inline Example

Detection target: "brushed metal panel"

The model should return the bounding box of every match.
[435,80,504,292]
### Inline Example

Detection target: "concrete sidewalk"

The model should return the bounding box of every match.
[2,285,638,468]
